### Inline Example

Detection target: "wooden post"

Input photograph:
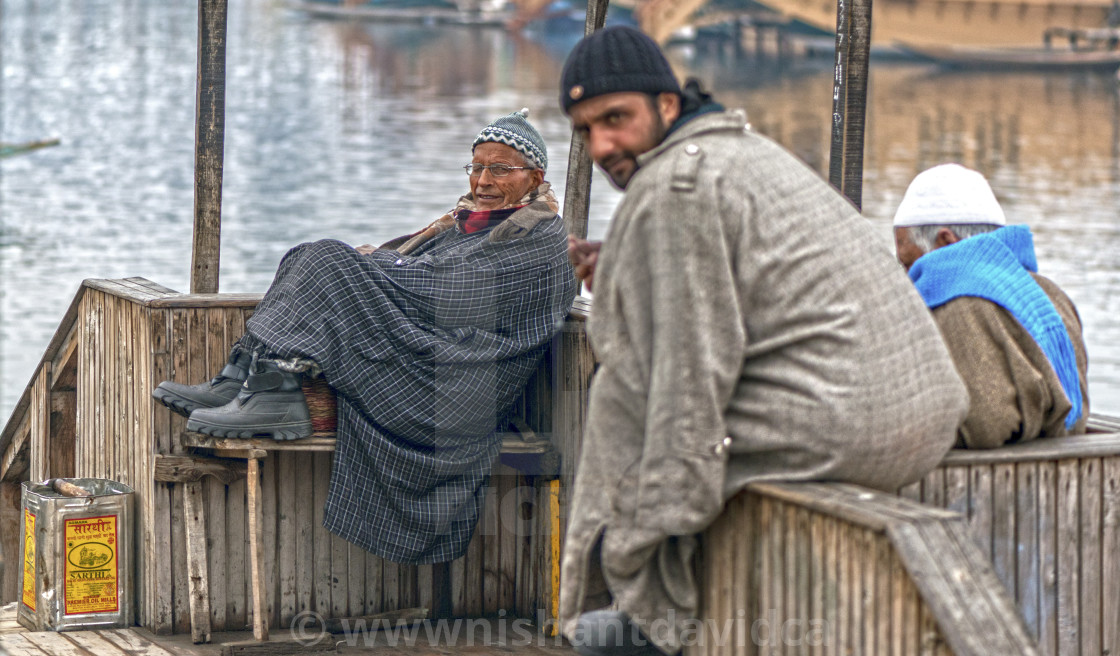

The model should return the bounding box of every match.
[561,0,611,241]
[247,455,269,641]
[184,481,213,644]
[192,0,229,294]
[827,0,873,210]
[1,481,21,603]
[48,392,76,480]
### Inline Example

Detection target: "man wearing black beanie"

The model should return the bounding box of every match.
[557,25,969,656]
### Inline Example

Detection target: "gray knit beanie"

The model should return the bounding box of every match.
[472,108,548,171]
[559,25,681,114]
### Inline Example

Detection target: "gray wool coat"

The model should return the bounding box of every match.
[559,110,969,654]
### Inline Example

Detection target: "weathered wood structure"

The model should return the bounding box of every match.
[695,482,1040,655]
[693,422,1120,656]
[0,278,595,640]
[2,277,1119,656]
[901,422,1120,656]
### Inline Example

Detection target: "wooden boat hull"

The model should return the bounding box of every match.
[754,0,1113,47]
[288,0,511,26]
[898,41,1120,70]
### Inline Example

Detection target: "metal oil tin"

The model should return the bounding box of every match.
[17,478,134,631]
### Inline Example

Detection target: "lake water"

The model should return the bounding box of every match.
[2,0,1119,421]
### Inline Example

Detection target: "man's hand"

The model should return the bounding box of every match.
[567,236,601,292]
[354,244,377,255]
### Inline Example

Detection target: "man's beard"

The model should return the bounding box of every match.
[597,112,670,190]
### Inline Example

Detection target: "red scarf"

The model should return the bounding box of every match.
[454,206,524,234]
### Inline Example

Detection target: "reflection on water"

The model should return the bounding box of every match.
[2,0,1119,420]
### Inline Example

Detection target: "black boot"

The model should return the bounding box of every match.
[186,356,312,441]
[152,340,254,417]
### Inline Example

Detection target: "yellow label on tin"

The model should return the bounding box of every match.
[63,515,119,615]
[21,510,35,610]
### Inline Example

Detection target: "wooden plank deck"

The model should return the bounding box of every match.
[0,604,574,654]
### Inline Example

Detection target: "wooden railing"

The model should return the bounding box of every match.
[901,422,1120,656]
[693,482,1040,655]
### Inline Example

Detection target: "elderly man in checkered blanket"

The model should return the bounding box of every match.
[152,109,577,563]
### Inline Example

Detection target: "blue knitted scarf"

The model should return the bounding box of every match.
[909,225,1082,429]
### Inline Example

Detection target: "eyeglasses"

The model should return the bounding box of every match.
[464,163,532,178]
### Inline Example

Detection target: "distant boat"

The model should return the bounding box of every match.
[753,0,1115,47]
[289,0,512,26]
[0,138,60,159]
[897,41,1120,70]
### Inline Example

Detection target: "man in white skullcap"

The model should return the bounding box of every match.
[894,163,1090,448]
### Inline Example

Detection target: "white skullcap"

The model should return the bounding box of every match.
[892,163,1007,228]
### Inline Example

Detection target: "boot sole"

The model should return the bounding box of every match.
[185,417,313,441]
[152,388,206,418]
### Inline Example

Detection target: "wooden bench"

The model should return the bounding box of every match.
[174,421,563,642]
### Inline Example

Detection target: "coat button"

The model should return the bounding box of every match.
[713,436,732,456]
[684,144,700,156]
[395,258,404,266]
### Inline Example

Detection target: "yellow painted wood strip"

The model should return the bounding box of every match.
[549,478,561,637]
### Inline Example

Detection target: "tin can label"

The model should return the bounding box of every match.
[63,515,119,615]
[21,510,36,611]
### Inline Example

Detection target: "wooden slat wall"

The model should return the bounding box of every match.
[75,283,173,629]
[693,482,1039,656]
[3,279,591,631]
[57,279,593,634]
[910,435,1120,656]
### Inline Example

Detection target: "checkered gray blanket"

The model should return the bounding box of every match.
[246,203,576,563]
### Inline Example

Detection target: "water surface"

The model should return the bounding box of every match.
[3,0,1119,420]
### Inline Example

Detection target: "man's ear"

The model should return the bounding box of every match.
[658,92,681,126]
[935,227,960,248]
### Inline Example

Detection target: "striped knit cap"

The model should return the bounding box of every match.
[472,108,548,171]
